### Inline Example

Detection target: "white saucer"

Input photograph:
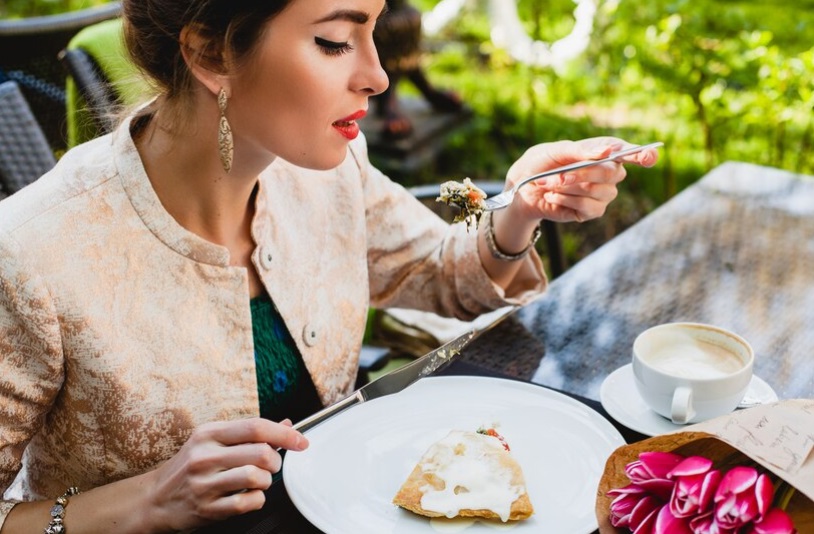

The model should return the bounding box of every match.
[599,364,779,436]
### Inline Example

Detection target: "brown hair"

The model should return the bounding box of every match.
[122,0,292,121]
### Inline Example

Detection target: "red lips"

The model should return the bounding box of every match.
[332,110,366,140]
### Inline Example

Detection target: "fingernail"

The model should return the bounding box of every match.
[561,173,575,185]
[296,434,309,450]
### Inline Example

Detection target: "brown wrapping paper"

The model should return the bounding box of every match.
[596,399,814,533]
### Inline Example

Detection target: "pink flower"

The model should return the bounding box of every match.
[609,453,797,534]
[689,511,738,534]
[609,485,660,529]
[749,508,796,534]
[668,456,722,518]
[628,496,663,533]
[608,489,695,534]
[626,451,683,500]
[713,467,769,529]
[652,504,694,534]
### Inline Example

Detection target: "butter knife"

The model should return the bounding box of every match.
[292,330,475,434]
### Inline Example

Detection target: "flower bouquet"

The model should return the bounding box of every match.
[596,399,814,534]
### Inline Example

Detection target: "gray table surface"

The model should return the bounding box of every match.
[462,161,814,402]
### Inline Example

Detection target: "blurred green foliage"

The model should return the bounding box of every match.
[0,0,110,18]
[6,0,814,264]
[411,0,813,185]
[405,0,814,263]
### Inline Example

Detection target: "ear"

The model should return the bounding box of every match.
[179,23,230,96]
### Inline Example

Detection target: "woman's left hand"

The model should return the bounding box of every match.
[502,137,659,225]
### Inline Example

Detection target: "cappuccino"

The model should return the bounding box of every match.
[642,339,743,379]
[633,323,754,424]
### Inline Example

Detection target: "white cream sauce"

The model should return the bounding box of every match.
[418,431,523,522]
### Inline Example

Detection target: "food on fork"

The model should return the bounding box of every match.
[436,178,487,231]
[392,428,534,522]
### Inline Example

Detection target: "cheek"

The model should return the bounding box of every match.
[234,78,313,138]
[257,63,332,124]
[232,53,349,167]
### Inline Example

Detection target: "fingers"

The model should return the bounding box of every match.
[180,485,269,523]
[527,139,618,166]
[149,417,311,531]
[199,417,308,451]
[548,161,627,188]
[213,442,283,473]
[543,179,619,205]
[203,489,268,520]
[507,137,659,199]
[187,419,307,485]
[572,136,660,167]
[207,463,275,495]
[611,146,660,169]
[544,138,658,181]
[186,425,297,507]
[540,141,658,221]
[542,185,618,222]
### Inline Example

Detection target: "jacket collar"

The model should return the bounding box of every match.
[112,113,231,266]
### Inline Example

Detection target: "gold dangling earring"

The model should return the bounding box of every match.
[218,88,233,173]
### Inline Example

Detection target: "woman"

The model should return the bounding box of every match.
[0,0,658,531]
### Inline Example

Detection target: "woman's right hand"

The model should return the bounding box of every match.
[144,417,308,531]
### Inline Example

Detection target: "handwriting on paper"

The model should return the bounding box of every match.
[711,399,814,475]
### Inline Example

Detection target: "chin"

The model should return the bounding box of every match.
[294,147,349,171]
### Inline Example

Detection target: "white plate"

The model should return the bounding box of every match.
[283,375,625,534]
[600,364,779,437]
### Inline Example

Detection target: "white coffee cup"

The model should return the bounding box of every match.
[632,322,754,424]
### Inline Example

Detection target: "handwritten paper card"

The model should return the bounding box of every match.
[695,399,814,501]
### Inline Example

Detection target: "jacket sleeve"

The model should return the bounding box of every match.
[0,234,64,528]
[350,138,547,321]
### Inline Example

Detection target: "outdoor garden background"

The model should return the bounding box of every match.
[4,0,813,268]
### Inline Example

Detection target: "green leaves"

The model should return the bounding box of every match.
[1,0,110,18]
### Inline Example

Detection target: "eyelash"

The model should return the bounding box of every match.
[315,37,354,56]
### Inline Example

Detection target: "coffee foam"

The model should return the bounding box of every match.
[641,338,744,379]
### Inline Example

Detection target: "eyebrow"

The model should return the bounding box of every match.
[315,10,370,24]
[314,5,389,25]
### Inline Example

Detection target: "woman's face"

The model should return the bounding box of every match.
[228,0,389,170]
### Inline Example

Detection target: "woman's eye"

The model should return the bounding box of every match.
[315,37,354,56]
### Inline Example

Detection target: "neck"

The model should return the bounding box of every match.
[134,101,272,248]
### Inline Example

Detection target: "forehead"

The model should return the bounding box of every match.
[274,0,387,25]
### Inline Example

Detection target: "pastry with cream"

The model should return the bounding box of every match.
[392,429,534,522]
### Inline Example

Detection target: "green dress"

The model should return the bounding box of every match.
[250,293,322,423]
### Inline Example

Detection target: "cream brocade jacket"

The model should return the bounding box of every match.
[0,118,545,525]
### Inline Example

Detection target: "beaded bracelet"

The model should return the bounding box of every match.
[45,487,80,534]
[483,210,542,261]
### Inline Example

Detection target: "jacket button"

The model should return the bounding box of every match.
[259,247,273,270]
[303,325,319,346]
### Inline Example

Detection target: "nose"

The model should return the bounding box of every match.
[353,42,389,96]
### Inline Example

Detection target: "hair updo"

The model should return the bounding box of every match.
[122,0,292,109]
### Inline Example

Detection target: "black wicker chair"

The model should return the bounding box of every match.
[0,3,122,152]
[0,80,56,196]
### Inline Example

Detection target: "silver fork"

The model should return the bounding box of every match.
[482,142,664,211]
